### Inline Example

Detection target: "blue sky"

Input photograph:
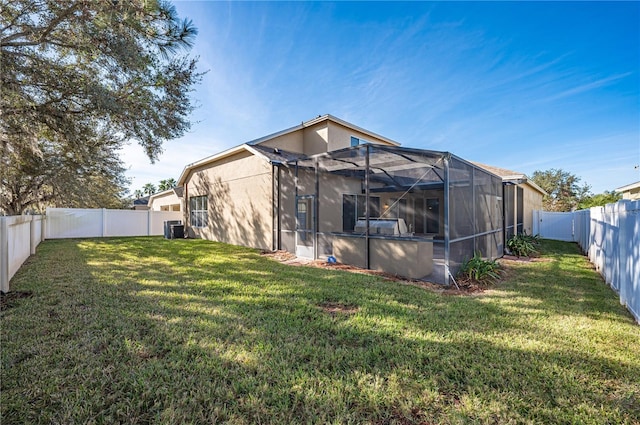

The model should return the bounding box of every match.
[121,1,640,195]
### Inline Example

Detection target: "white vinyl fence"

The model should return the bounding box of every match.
[45,208,181,239]
[0,215,45,293]
[532,210,575,241]
[534,200,640,323]
[1,208,183,292]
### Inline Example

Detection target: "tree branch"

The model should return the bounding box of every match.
[1,3,81,47]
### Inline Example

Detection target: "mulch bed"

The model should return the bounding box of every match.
[261,250,488,295]
[500,255,551,263]
[0,291,33,311]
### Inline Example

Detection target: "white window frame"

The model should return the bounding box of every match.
[189,195,208,228]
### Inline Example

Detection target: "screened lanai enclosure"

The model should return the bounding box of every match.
[278,144,504,285]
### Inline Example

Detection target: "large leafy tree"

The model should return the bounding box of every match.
[1,0,201,214]
[531,168,591,212]
[578,190,622,210]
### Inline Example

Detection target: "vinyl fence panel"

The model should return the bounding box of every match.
[574,210,590,252]
[45,208,103,239]
[45,208,182,239]
[1,215,44,293]
[534,211,575,241]
[605,201,640,322]
[534,200,640,323]
[149,211,182,235]
[104,210,149,237]
[589,207,606,279]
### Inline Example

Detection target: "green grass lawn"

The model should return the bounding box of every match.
[1,238,638,424]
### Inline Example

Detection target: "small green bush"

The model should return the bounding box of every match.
[521,231,541,245]
[506,232,539,257]
[458,252,501,285]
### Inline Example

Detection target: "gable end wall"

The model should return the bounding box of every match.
[185,151,273,250]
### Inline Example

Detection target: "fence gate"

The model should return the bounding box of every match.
[533,210,574,241]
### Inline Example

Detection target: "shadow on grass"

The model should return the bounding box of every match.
[494,240,636,325]
[1,237,639,424]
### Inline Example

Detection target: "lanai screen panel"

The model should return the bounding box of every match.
[504,185,515,239]
[293,145,502,284]
[304,145,449,282]
[367,147,448,284]
[448,157,503,275]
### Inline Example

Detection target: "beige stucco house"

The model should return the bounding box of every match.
[472,163,546,236]
[177,114,400,251]
[615,181,640,200]
[177,114,540,283]
[147,187,183,211]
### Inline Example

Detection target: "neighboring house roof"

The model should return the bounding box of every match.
[615,181,640,192]
[147,187,183,206]
[133,196,150,206]
[472,162,547,196]
[177,115,399,186]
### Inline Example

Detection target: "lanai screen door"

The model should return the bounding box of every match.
[295,195,315,258]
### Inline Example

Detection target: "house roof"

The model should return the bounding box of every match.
[246,114,400,147]
[249,145,306,163]
[615,181,640,192]
[177,115,399,185]
[472,162,547,196]
[133,196,150,206]
[471,163,523,180]
[147,187,183,206]
[177,144,254,185]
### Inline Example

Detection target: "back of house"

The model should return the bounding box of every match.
[177,115,399,250]
[177,114,543,283]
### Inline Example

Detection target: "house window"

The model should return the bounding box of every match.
[189,195,208,228]
[388,198,408,223]
[342,194,381,232]
[350,136,370,147]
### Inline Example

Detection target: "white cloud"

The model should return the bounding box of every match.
[539,73,633,103]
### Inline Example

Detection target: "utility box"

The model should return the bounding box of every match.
[164,220,182,239]
[170,224,184,239]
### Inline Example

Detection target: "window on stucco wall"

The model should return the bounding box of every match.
[189,195,208,228]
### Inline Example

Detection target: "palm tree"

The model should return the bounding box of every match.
[134,189,144,199]
[142,183,156,196]
[158,178,177,191]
